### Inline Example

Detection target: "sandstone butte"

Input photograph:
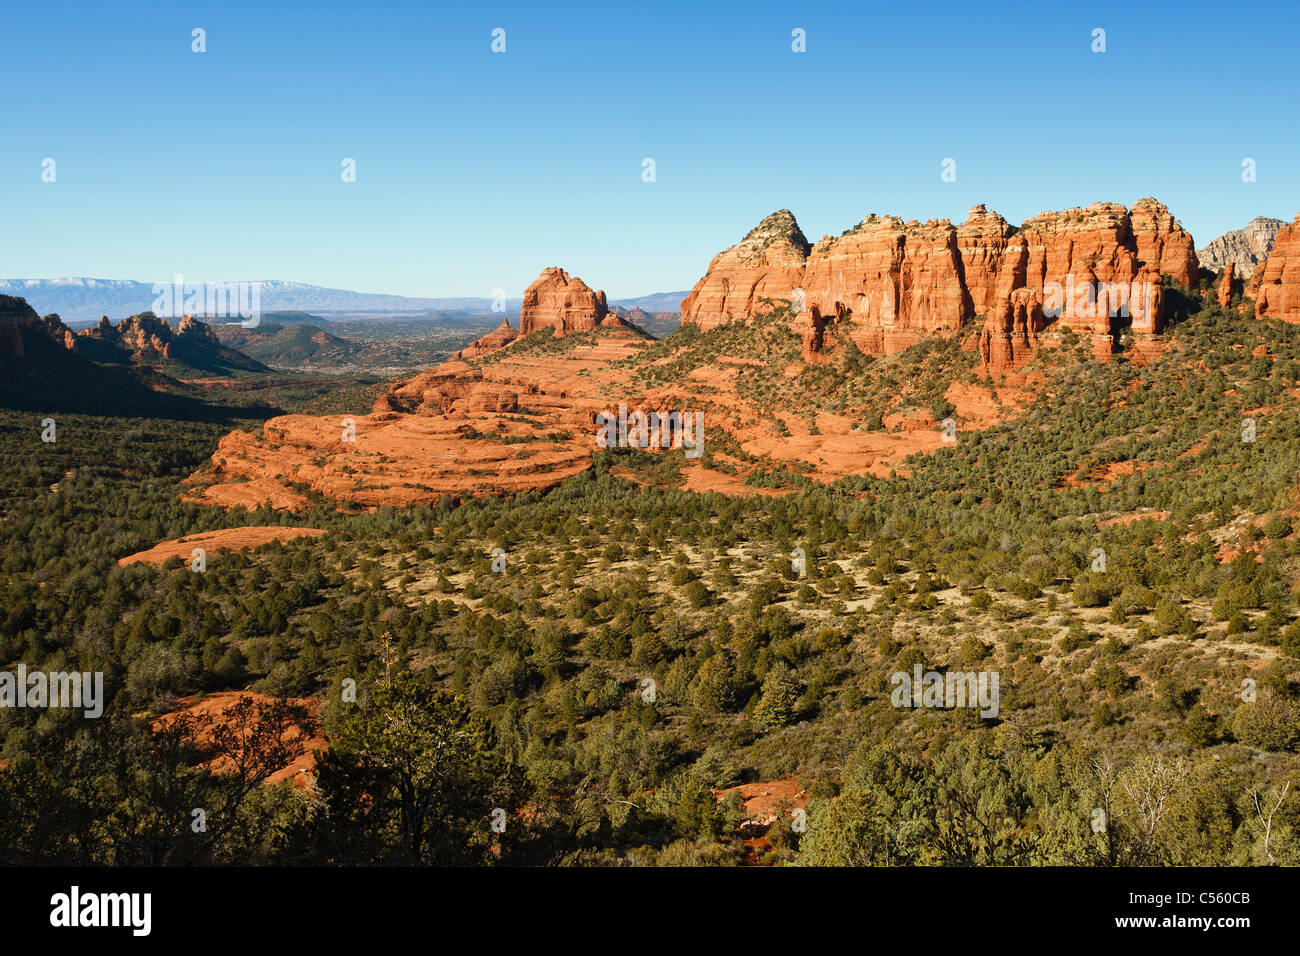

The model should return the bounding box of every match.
[519,266,616,335]
[187,267,646,510]
[679,198,1199,373]
[1255,213,1300,322]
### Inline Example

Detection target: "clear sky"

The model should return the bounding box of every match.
[2,0,1298,300]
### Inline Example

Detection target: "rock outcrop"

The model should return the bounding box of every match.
[454,317,518,360]
[519,268,609,335]
[1217,263,1237,307]
[1130,197,1199,286]
[373,363,519,416]
[1197,216,1286,278]
[678,210,811,330]
[1255,214,1300,322]
[683,198,1197,371]
[0,298,81,358]
[0,295,196,412]
[76,312,267,372]
[978,288,1047,373]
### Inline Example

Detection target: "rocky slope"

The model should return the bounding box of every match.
[682,199,1196,372]
[188,321,652,509]
[0,296,211,413]
[1196,216,1285,278]
[453,318,518,359]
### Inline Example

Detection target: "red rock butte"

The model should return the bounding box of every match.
[680,198,1199,371]
[519,267,611,335]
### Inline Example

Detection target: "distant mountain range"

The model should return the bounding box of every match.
[0,277,688,324]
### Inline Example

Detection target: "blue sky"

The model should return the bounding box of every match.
[2,0,1298,299]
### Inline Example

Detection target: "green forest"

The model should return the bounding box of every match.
[1,285,1298,866]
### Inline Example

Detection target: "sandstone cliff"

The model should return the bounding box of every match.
[678,210,811,330]
[1255,214,1300,322]
[684,198,1197,371]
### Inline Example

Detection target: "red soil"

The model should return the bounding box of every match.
[118,526,326,566]
[152,691,325,788]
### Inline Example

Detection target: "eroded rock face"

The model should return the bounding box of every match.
[373,363,519,415]
[958,205,1016,318]
[94,312,177,358]
[796,216,970,355]
[519,268,609,335]
[684,199,1196,371]
[1255,214,1300,322]
[679,210,811,330]
[0,297,77,357]
[979,288,1047,373]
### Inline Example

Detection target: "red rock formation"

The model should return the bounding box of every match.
[373,363,519,416]
[957,204,1016,317]
[519,267,609,335]
[979,288,1047,372]
[794,215,969,356]
[1012,203,1138,335]
[1129,266,1164,334]
[683,198,1194,371]
[1255,214,1300,322]
[454,317,518,360]
[0,297,79,357]
[679,210,810,330]
[1217,263,1237,307]
[1130,197,1199,286]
